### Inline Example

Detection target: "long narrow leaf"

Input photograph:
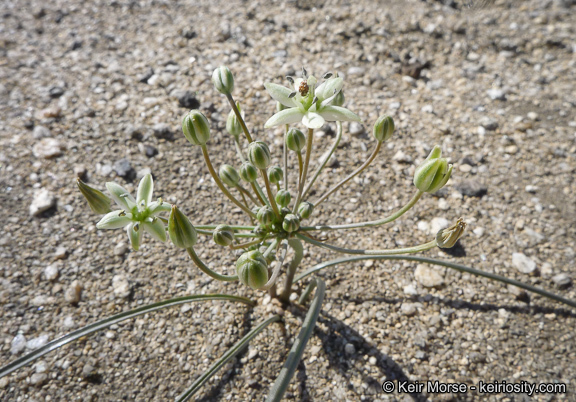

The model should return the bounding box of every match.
[266,278,326,402]
[294,255,576,309]
[177,315,282,401]
[0,294,255,378]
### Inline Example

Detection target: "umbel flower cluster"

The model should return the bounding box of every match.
[4,65,574,402]
[77,65,463,297]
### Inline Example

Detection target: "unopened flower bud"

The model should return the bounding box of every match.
[168,205,197,248]
[285,128,306,152]
[213,224,235,247]
[226,103,243,138]
[373,115,394,142]
[240,162,259,183]
[211,65,234,95]
[77,178,111,214]
[297,201,314,220]
[267,165,283,184]
[219,164,240,187]
[282,213,300,233]
[275,189,291,208]
[182,110,211,146]
[257,206,276,226]
[436,218,467,248]
[248,141,271,170]
[413,145,453,193]
[236,250,269,290]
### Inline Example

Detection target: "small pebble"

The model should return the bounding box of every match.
[512,253,537,275]
[54,247,68,260]
[44,264,59,281]
[414,264,444,288]
[487,88,506,100]
[11,334,26,355]
[30,373,48,386]
[552,273,572,289]
[27,334,49,350]
[401,302,417,316]
[33,138,64,159]
[113,243,130,256]
[64,280,83,304]
[344,343,356,355]
[113,275,132,299]
[32,125,51,139]
[29,188,56,216]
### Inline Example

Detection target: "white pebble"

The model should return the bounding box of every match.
[512,253,537,274]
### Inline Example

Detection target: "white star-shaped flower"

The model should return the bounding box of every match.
[96,174,171,250]
[264,73,361,129]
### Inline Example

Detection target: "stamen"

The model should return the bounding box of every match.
[288,91,297,98]
[133,223,140,232]
[119,211,126,217]
[301,67,307,78]
[286,76,294,84]
[323,72,333,79]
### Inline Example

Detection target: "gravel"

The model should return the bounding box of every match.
[1,0,576,400]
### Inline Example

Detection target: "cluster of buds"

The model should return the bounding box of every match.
[77,64,463,294]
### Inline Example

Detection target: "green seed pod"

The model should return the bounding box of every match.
[267,165,283,184]
[211,65,234,95]
[282,213,300,233]
[373,115,394,143]
[275,189,291,208]
[436,218,467,249]
[413,145,453,194]
[226,103,243,138]
[257,206,276,226]
[168,205,197,249]
[213,224,235,247]
[297,201,314,220]
[219,164,240,187]
[247,141,271,170]
[182,110,211,146]
[76,178,111,214]
[285,128,306,152]
[236,250,269,290]
[240,162,259,183]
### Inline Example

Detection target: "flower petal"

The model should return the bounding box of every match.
[264,83,298,108]
[148,201,171,216]
[143,217,167,242]
[106,182,136,211]
[96,210,133,229]
[127,222,143,251]
[264,108,304,128]
[318,105,362,123]
[137,174,153,207]
[315,77,343,102]
[302,112,325,129]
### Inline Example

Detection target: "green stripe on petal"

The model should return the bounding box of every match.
[143,217,167,242]
[148,201,171,216]
[96,211,133,229]
[264,108,304,128]
[302,112,325,129]
[318,105,362,123]
[264,83,298,108]
[127,222,142,251]
[137,174,153,207]
[106,182,136,211]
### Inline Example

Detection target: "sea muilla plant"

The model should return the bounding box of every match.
[2,66,575,401]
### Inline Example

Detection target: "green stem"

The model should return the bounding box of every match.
[251,181,269,207]
[301,190,423,231]
[201,145,256,218]
[229,238,264,250]
[280,239,304,303]
[236,183,259,206]
[261,169,281,219]
[293,128,313,212]
[177,315,281,402]
[226,93,253,143]
[294,255,576,309]
[263,239,280,258]
[187,247,238,282]
[302,121,342,199]
[266,278,326,402]
[314,140,382,207]
[0,294,255,379]
[195,225,255,230]
[283,124,289,191]
[234,137,246,163]
[196,229,259,238]
[296,233,437,255]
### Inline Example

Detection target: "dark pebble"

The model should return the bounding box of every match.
[455,180,488,197]
[145,145,158,158]
[180,28,196,39]
[70,39,83,50]
[138,67,154,83]
[152,123,174,141]
[176,90,200,109]
[49,86,65,98]
[113,158,136,181]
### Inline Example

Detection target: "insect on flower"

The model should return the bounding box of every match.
[298,80,309,97]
